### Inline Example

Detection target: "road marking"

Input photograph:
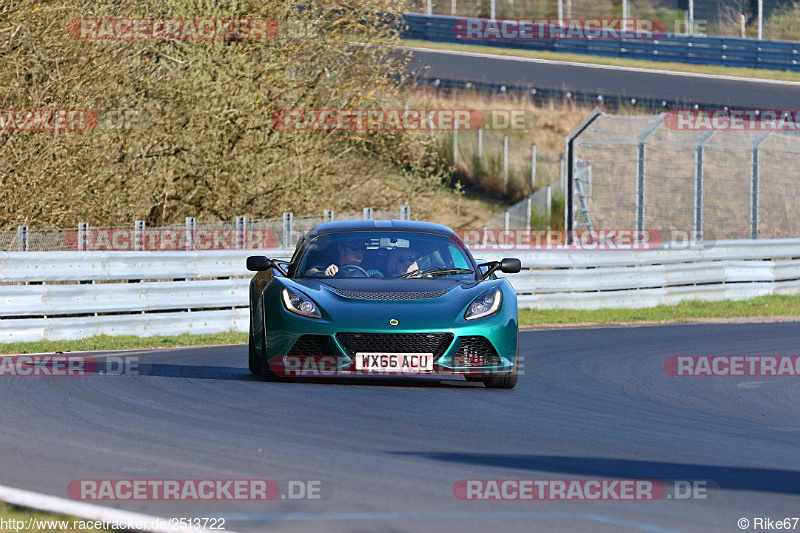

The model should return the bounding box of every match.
[0,484,235,533]
[402,45,800,87]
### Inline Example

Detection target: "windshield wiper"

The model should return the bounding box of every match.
[399,267,474,279]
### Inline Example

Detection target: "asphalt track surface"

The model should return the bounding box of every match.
[405,47,800,109]
[2,322,800,532]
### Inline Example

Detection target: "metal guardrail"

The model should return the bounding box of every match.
[402,13,800,72]
[2,239,800,342]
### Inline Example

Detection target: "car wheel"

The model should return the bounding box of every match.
[248,323,261,376]
[482,365,518,389]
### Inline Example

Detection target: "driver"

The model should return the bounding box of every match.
[304,238,381,277]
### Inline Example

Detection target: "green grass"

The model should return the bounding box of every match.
[401,39,800,83]
[0,332,246,355]
[0,501,117,532]
[519,293,800,326]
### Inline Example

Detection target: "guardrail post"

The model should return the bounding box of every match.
[134,220,145,251]
[751,131,772,239]
[282,212,293,249]
[531,144,537,191]
[78,222,88,251]
[401,205,411,220]
[185,217,196,251]
[235,216,247,249]
[363,207,373,219]
[503,135,509,195]
[16,225,28,252]
[324,209,334,223]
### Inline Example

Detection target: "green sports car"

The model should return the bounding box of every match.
[246,220,521,388]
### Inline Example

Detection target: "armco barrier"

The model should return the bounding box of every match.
[2,239,800,342]
[402,13,800,72]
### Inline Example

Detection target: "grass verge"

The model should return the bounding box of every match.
[2,295,800,355]
[401,39,800,83]
[0,332,247,355]
[519,294,800,326]
[0,501,117,532]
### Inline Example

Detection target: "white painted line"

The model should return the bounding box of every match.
[401,45,800,87]
[0,484,238,533]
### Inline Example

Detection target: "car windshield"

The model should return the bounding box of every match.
[294,231,475,280]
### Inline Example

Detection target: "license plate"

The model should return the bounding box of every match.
[355,353,434,373]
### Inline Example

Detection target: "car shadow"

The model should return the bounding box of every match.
[130,364,482,388]
[392,452,800,496]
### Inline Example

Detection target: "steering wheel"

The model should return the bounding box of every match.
[336,264,369,277]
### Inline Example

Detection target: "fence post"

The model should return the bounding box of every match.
[282,212,293,249]
[78,222,88,251]
[324,209,334,223]
[546,185,552,230]
[363,207,373,219]
[758,0,763,39]
[635,114,665,235]
[16,225,28,252]
[490,0,495,19]
[526,197,532,232]
[401,205,411,220]
[566,0,572,18]
[751,131,772,239]
[560,153,565,192]
[478,127,483,162]
[688,0,694,35]
[134,220,145,251]
[504,211,510,232]
[503,135,509,195]
[558,0,564,26]
[451,0,456,16]
[235,216,246,249]
[453,123,458,165]
[185,217,196,251]
[741,13,746,38]
[694,131,714,243]
[426,0,432,15]
[531,144,537,191]
[622,0,628,20]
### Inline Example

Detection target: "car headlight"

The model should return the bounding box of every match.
[282,287,322,319]
[465,287,502,320]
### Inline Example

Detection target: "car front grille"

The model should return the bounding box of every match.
[336,333,454,356]
[332,289,449,300]
[453,336,502,367]
[287,335,334,356]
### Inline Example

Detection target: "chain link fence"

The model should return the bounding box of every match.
[405,0,800,40]
[569,110,800,240]
[1,208,411,252]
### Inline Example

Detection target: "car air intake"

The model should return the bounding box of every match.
[454,336,502,367]
[288,335,335,356]
[332,289,449,300]
[336,333,454,357]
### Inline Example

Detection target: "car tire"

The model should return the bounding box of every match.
[482,364,518,389]
[248,323,261,376]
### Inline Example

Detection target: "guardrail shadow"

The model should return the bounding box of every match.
[393,452,800,496]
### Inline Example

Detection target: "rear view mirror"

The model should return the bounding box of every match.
[500,258,521,273]
[246,256,273,271]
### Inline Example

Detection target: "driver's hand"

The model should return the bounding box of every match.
[324,264,338,276]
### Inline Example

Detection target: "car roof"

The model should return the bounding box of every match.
[305,219,456,238]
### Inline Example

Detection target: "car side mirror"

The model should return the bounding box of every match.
[478,257,521,279]
[247,256,273,271]
[500,258,521,273]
